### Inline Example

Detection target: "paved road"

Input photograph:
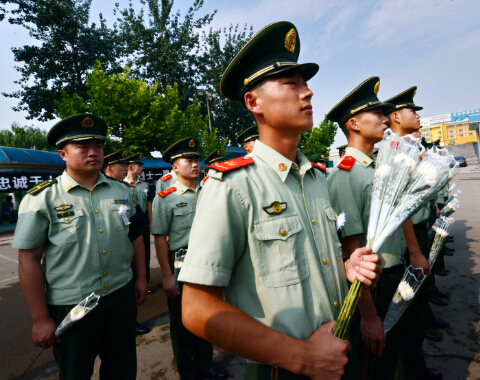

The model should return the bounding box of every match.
[1,165,479,380]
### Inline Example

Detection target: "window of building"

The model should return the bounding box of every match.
[459,134,464,137]
[469,132,474,136]
[458,129,463,132]
[450,140,455,144]
[447,126,454,129]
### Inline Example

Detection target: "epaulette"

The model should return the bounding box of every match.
[207,156,254,172]
[338,156,356,171]
[107,175,136,187]
[202,176,209,183]
[310,161,326,172]
[27,178,57,195]
[161,174,172,182]
[159,186,176,198]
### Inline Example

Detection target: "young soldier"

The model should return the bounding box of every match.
[178,22,382,380]
[308,152,328,176]
[326,78,430,380]
[104,149,129,180]
[236,125,259,154]
[14,114,148,380]
[384,88,443,380]
[151,138,228,380]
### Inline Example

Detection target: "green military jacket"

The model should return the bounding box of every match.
[151,180,198,251]
[178,140,348,343]
[125,178,150,213]
[12,171,136,305]
[155,170,177,193]
[328,147,407,269]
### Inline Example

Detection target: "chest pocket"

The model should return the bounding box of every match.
[254,213,309,288]
[110,204,129,230]
[322,203,343,260]
[172,206,194,231]
[50,209,86,245]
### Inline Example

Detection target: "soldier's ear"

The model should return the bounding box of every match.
[58,149,68,162]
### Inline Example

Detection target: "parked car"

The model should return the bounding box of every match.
[452,156,467,167]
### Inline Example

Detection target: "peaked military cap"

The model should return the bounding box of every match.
[125,153,144,165]
[327,77,391,126]
[383,86,423,116]
[337,143,348,155]
[104,149,128,166]
[309,152,328,163]
[204,150,224,165]
[236,125,259,145]
[47,113,108,147]
[162,137,200,164]
[220,21,319,102]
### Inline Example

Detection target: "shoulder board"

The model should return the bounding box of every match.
[158,186,176,198]
[26,178,57,195]
[139,179,151,185]
[108,175,136,187]
[161,174,172,182]
[208,156,254,173]
[126,183,136,188]
[202,176,209,183]
[338,156,356,171]
[310,161,326,172]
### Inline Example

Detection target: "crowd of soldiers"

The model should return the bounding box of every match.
[14,20,454,380]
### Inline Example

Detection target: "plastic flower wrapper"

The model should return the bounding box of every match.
[174,249,187,289]
[441,190,461,217]
[428,217,455,267]
[383,266,426,334]
[55,292,100,337]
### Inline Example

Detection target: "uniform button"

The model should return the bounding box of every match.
[280,229,287,237]
[95,210,99,213]
[182,212,186,215]
[104,284,108,288]
[312,219,316,225]
[401,236,404,240]
[334,301,339,308]
[103,289,108,294]
[100,230,103,233]
[323,258,328,265]
[91,191,94,194]
[103,272,107,276]
[65,217,69,221]
[103,250,106,254]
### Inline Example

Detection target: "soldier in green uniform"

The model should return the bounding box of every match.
[337,144,347,159]
[204,149,225,165]
[326,78,429,380]
[177,21,382,380]
[156,168,178,193]
[384,88,443,380]
[308,152,328,176]
[151,138,228,380]
[14,114,148,380]
[104,149,129,181]
[236,125,259,154]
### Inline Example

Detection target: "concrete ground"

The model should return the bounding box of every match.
[1,164,479,380]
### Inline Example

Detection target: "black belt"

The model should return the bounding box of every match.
[381,264,405,274]
[244,363,310,380]
[414,223,429,231]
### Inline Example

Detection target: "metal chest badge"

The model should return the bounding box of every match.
[176,203,187,207]
[54,204,72,211]
[263,201,287,215]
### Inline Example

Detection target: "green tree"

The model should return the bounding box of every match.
[0,122,55,151]
[2,0,122,121]
[55,61,222,157]
[299,115,338,158]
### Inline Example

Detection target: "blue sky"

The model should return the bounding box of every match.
[1,0,479,150]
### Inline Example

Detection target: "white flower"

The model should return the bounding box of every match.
[398,281,415,301]
[447,203,455,210]
[70,305,87,321]
[174,261,183,269]
[416,161,437,186]
[394,153,416,172]
[375,165,391,178]
[144,189,148,195]
[336,212,346,231]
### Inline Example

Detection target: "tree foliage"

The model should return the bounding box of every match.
[299,115,338,159]
[55,61,222,157]
[0,122,55,151]
[2,0,122,121]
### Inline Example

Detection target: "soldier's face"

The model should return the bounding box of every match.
[247,70,314,134]
[109,163,128,180]
[131,163,144,177]
[59,140,104,174]
[398,108,421,133]
[173,157,200,180]
[354,108,388,143]
[243,140,256,154]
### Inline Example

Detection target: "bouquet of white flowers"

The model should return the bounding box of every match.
[428,217,455,267]
[383,266,426,334]
[55,292,100,337]
[441,190,461,217]
[174,249,187,289]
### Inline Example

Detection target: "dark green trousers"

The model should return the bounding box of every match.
[244,363,309,380]
[168,251,213,380]
[143,226,151,283]
[343,265,410,380]
[48,280,137,380]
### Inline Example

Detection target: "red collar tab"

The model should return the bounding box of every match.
[310,161,326,172]
[338,156,356,171]
[202,176,209,183]
[161,174,172,182]
[126,183,136,188]
[208,156,254,172]
[158,186,176,198]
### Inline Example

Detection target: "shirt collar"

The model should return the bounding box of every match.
[345,147,374,167]
[251,140,313,183]
[62,170,110,192]
[174,180,197,195]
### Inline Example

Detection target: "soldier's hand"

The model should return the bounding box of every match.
[162,274,180,298]
[345,247,382,287]
[409,251,431,278]
[360,313,386,357]
[300,321,350,379]
[135,277,149,306]
[32,317,60,349]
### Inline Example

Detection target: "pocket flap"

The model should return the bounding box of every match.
[54,209,84,224]
[254,214,302,241]
[173,207,194,216]
[323,204,337,221]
